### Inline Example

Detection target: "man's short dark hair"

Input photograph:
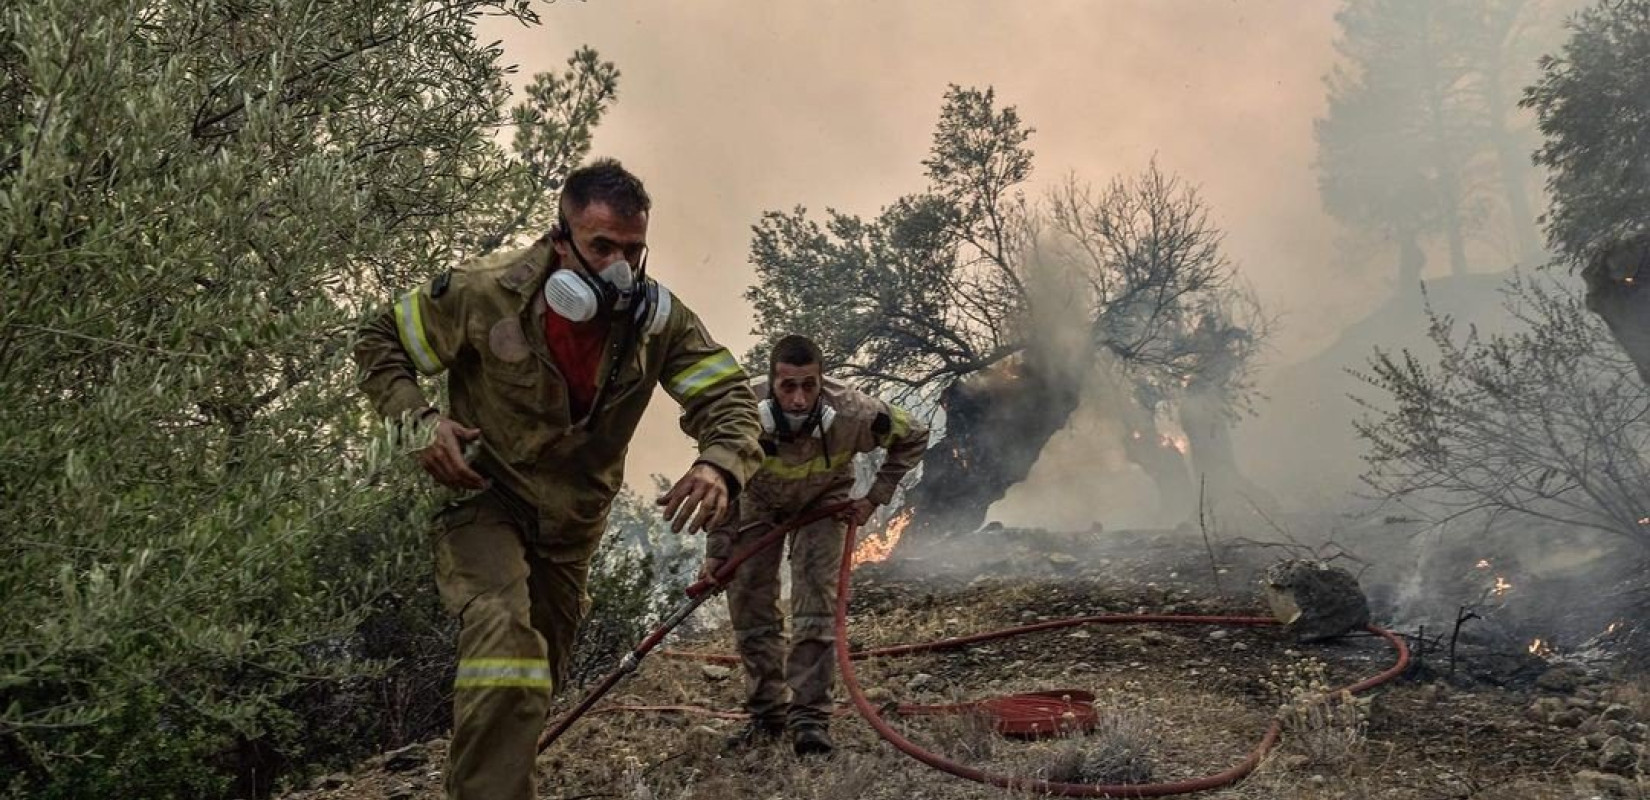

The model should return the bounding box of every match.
[560,158,651,219]
[770,334,823,377]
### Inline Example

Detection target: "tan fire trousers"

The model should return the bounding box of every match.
[431,493,591,800]
[724,512,847,729]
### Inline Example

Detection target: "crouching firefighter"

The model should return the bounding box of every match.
[703,334,931,756]
[353,159,763,800]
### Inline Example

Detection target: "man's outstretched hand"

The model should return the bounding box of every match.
[658,462,729,534]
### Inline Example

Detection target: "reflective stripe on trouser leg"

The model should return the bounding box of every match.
[786,516,846,727]
[726,521,788,723]
[433,500,549,800]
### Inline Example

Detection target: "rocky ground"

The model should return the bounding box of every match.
[281,525,1650,800]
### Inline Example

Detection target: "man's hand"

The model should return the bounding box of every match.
[657,462,729,534]
[838,497,877,528]
[418,415,487,491]
[698,556,727,587]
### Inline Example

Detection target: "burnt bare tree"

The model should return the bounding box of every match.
[747,86,1261,537]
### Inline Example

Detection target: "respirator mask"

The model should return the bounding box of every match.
[542,216,647,323]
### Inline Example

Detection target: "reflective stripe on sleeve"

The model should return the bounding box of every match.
[393,291,443,375]
[667,349,741,399]
[454,658,553,691]
[883,405,911,447]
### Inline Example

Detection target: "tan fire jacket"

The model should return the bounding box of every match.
[355,237,763,561]
[705,378,929,559]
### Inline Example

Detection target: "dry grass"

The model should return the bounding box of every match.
[290,575,1599,800]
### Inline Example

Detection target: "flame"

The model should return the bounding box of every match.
[1528,638,1552,657]
[1492,576,1512,597]
[1131,431,1143,441]
[1474,559,1492,570]
[1158,432,1190,455]
[1638,517,1650,526]
[852,509,913,568]
[1607,621,1623,635]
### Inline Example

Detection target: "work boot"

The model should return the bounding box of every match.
[791,724,834,757]
[723,717,785,751]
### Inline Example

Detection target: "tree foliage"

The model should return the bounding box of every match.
[746,86,1254,409]
[1524,0,1650,265]
[0,2,616,796]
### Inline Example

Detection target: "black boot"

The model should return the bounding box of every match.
[791,724,834,757]
[723,717,785,751]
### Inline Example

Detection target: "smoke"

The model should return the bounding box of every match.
[478,1,1354,491]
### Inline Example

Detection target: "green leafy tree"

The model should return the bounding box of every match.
[0,2,616,797]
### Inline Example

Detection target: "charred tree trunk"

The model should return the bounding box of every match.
[902,350,1083,541]
[1180,390,1277,518]
[1584,233,1650,387]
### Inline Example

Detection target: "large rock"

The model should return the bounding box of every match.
[1262,560,1371,642]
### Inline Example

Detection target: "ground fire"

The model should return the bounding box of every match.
[852,508,914,567]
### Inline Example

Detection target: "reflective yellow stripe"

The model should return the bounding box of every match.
[454,658,551,691]
[884,405,911,447]
[667,350,741,399]
[394,291,443,375]
[454,677,554,689]
[760,454,843,480]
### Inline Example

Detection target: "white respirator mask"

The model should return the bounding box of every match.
[759,398,836,439]
[542,258,636,323]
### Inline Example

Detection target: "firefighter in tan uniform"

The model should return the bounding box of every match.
[354,160,762,800]
[703,335,929,756]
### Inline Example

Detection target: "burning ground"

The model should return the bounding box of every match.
[280,520,1650,800]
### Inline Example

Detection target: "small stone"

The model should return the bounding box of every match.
[700,665,733,681]
[315,774,349,790]
[383,743,425,773]
[1602,704,1637,723]
[1068,630,1091,640]
[1586,732,1612,750]
[1231,642,1250,652]
[1021,610,1038,621]
[686,725,722,750]
[908,673,938,692]
[1535,665,1586,693]
[1574,769,1637,797]
[1527,697,1565,723]
[1598,736,1637,775]
[1140,631,1170,645]
[387,785,416,800]
[1554,708,1589,729]
[1207,629,1230,641]
[1601,719,1629,738]
[1047,552,1079,567]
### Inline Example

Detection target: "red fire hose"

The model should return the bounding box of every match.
[538,505,1412,798]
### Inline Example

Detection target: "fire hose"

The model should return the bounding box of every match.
[537,503,1412,797]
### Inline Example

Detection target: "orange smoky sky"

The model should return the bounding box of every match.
[478,1,1380,492]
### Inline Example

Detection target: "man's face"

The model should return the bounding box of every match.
[772,361,823,414]
[556,200,648,275]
